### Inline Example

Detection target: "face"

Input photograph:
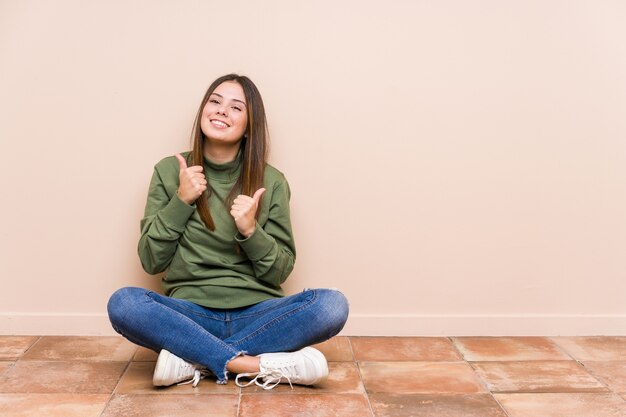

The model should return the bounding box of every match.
[200,81,248,145]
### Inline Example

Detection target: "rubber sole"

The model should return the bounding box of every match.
[300,347,329,385]
[152,349,173,386]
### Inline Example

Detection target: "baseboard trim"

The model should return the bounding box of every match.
[1,312,625,336]
[0,313,116,336]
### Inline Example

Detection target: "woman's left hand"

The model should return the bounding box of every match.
[230,188,266,238]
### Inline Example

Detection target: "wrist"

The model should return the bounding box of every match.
[176,189,194,206]
[240,225,256,239]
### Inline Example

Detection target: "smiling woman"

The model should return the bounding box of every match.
[105,74,349,389]
[189,75,267,232]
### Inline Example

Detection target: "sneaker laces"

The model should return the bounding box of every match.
[235,369,294,390]
[177,369,211,388]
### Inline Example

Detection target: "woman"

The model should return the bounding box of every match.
[107,74,349,389]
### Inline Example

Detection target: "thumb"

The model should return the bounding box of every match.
[175,153,188,170]
[252,188,266,204]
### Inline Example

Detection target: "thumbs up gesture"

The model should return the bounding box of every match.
[175,153,207,205]
[230,188,266,237]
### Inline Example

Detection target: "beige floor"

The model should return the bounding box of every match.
[0,336,624,416]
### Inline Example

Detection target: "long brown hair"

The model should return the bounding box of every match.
[189,74,268,231]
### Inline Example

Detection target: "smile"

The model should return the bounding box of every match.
[210,119,229,128]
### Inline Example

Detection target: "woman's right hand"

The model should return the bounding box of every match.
[175,153,207,205]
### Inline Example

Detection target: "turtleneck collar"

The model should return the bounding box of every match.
[203,150,242,183]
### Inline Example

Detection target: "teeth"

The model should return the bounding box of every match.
[211,120,228,128]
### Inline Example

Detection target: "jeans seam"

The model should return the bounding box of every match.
[228,289,318,348]
[231,303,286,320]
[146,291,226,322]
[230,290,316,321]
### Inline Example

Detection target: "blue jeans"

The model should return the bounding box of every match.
[107,287,349,383]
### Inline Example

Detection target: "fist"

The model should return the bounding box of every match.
[175,153,207,204]
[230,188,266,237]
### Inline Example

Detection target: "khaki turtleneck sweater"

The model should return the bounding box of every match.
[138,151,296,309]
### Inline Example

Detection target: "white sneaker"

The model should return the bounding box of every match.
[235,347,329,390]
[152,349,208,387]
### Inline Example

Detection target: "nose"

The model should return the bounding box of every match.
[216,104,228,117]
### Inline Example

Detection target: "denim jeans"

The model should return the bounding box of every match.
[107,287,349,383]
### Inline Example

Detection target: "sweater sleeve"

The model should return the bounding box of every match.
[138,164,195,274]
[235,178,296,287]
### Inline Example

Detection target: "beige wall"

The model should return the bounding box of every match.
[1,0,625,336]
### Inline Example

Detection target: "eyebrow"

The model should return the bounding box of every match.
[210,92,247,106]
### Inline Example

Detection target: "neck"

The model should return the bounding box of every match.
[203,141,241,164]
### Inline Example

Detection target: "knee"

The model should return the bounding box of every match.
[316,289,349,335]
[107,287,144,328]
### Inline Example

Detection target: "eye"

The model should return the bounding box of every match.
[209,99,220,104]
[232,106,243,112]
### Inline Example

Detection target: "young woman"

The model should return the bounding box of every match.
[107,74,349,389]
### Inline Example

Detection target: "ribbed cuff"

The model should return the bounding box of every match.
[159,193,196,231]
[235,223,274,260]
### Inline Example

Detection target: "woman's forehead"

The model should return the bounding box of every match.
[212,81,246,103]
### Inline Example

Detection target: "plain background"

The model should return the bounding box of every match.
[1,0,624,335]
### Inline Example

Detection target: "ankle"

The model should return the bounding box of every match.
[226,354,260,374]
